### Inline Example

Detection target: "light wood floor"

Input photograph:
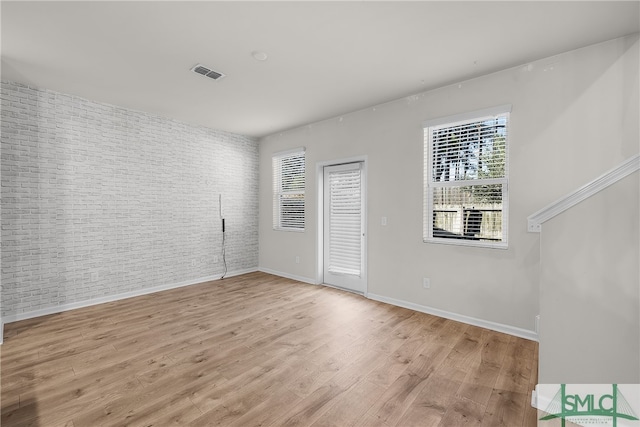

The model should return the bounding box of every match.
[1,272,538,426]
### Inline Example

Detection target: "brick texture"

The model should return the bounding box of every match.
[1,81,259,318]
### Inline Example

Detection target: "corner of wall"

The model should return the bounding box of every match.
[258,267,316,285]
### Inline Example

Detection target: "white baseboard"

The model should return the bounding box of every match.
[3,268,536,344]
[1,267,258,327]
[253,269,537,341]
[367,292,538,341]
[258,267,316,285]
[531,384,552,410]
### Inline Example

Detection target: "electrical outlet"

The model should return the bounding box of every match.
[191,259,196,267]
[295,256,300,264]
[381,216,388,226]
[213,255,219,263]
[422,278,430,289]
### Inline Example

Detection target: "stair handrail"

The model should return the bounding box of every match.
[527,153,640,232]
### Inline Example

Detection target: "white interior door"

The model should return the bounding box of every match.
[323,162,366,293]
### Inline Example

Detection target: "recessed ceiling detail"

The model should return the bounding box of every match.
[190,64,226,81]
[251,51,268,61]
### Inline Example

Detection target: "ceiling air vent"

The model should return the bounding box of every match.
[190,64,226,81]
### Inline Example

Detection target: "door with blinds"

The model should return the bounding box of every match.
[323,162,366,293]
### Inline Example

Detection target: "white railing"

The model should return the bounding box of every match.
[527,153,640,232]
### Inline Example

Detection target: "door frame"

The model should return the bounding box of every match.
[316,155,368,296]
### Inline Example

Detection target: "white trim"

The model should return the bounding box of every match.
[272,227,305,233]
[430,177,508,188]
[532,384,552,410]
[422,104,512,128]
[424,237,509,250]
[367,292,538,341]
[528,154,640,232]
[258,267,316,285]
[0,321,3,345]
[1,268,257,325]
[272,146,306,157]
[316,161,326,287]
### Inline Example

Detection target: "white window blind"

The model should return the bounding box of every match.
[328,166,362,276]
[424,106,510,248]
[273,148,305,231]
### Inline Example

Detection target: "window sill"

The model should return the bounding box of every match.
[273,227,305,233]
[424,237,508,250]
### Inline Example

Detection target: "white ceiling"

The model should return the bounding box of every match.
[2,1,639,138]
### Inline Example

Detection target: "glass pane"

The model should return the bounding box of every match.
[328,169,361,276]
[280,194,304,228]
[431,116,507,182]
[280,155,305,192]
[432,184,503,241]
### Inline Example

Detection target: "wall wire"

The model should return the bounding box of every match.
[219,194,227,279]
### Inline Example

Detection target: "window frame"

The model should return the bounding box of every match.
[272,147,306,232]
[423,105,511,249]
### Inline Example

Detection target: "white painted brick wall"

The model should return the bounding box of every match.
[1,81,259,318]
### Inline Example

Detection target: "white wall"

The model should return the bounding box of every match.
[536,33,640,383]
[258,34,639,336]
[1,81,259,320]
[539,171,639,383]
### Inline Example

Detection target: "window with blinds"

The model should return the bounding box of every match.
[273,148,305,231]
[423,106,510,248]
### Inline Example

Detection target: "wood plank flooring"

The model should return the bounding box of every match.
[1,272,538,426]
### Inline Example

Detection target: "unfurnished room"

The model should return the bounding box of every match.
[1,1,639,426]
